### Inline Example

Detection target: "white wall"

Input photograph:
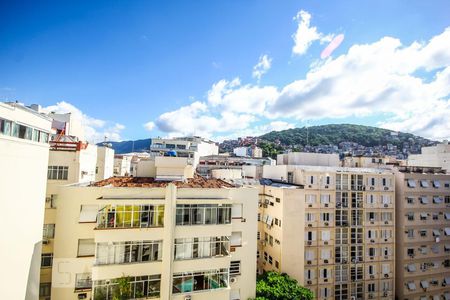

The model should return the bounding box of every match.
[277,152,340,167]
[96,146,114,181]
[0,103,51,300]
[234,147,249,157]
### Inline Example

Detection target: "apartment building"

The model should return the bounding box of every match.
[114,154,132,176]
[259,165,396,300]
[96,145,114,181]
[41,155,257,300]
[408,141,450,173]
[394,166,450,300]
[150,137,219,169]
[0,102,52,300]
[276,152,340,167]
[197,155,273,179]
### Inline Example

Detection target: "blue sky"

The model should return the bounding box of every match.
[1,0,450,142]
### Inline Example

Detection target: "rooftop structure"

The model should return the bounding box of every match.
[408,141,450,173]
[277,152,340,167]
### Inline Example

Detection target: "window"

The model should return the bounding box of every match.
[321,268,329,279]
[97,240,163,265]
[78,239,95,257]
[321,248,331,260]
[268,255,273,265]
[306,250,315,260]
[320,194,330,204]
[98,204,165,228]
[326,176,331,185]
[172,269,228,293]
[310,176,314,184]
[407,179,416,188]
[175,204,230,226]
[275,260,279,269]
[407,281,416,291]
[420,230,427,237]
[275,197,280,203]
[407,212,414,221]
[406,196,414,204]
[305,269,315,280]
[407,264,416,272]
[420,180,429,188]
[306,194,316,204]
[94,274,161,298]
[367,283,375,292]
[306,231,316,241]
[382,264,390,275]
[230,261,241,276]
[41,253,53,268]
[368,247,376,257]
[420,213,428,220]
[306,213,315,222]
[419,196,428,204]
[257,232,260,240]
[367,194,376,205]
[39,283,51,297]
[231,204,242,219]
[321,213,331,222]
[79,205,98,223]
[433,180,441,188]
[43,224,55,239]
[321,230,331,241]
[433,196,442,204]
[47,166,69,180]
[75,273,92,290]
[407,229,414,238]
[407,248,415,257]
[231,232,242,247]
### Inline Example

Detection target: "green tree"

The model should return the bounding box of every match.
[249,272,314,300]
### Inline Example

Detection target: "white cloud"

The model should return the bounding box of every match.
[143,121,155,131]
[292,10,333,55]
[252,54,272,81]
[148,27,450,141]
[41,101,125,143]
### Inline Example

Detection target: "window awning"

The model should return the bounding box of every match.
[266,215,273,225]
[433,197,442,203]
[444,277,450,284]
[419,247,428,254]
[431,245,439,253]
[433,180,441,188]
[407,282,416,290]
[407,264,416,272]
[421,180,429,187]
[433,229,440,236]
[433,295,440,300]
[445,292,450,300]
[420,213,428,218]
[407,179,416,187]
[420,280,429,288]
[444,244,450,251]
[445,213,450,220]
[445,228,450,236]
[420,197,428,204]
[79,205,99,223]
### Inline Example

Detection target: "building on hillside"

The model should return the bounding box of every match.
[150,137,219,169]
[408,141,450,173]
[258,166,396,300]
[95,145,115,181]
[393,166,450,300]
[47,157,257,300]
[277,152,340,167]
[233,146,262,158]
[113,154,132,176]
[0,102,52,300]
[197,155,274,179]
[342,155,403,169]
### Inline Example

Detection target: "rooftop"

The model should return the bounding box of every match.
[90,175,235,188]
[270,164,394,174]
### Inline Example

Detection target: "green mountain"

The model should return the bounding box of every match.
[259,124,432,147]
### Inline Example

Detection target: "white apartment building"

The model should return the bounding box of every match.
[96,145,114,181]
[259,165,396,300]
[150,137,219,169]
[0,102,52,300]
[48,168,257,300]
[394,166,450,300]
[114,154,132,176]
[408,141,450,173]
[277,152,340,167]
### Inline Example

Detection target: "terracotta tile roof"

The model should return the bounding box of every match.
[91,175,235,188]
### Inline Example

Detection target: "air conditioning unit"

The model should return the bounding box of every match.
[384,187,389,190]
[324,259,329,264]
[370,187,375,190]
[325,204,329,207]
[384,204,388,208]
[384,274,389,278]
[308,204,312,208]
[184,296,192,300]
[384,221,389,224]
[370,275,375,279]
[308,224,312,227]
[42,239,50,245]
[307,260,312,264]
[325,185,329,189]
[324,241,328,245]
[230,277,238,284]
[324,279,328,282]
[307,241,312,245]
[370,239,375,243]
[324,222,329,226]
[384,255,389,259]
[368,294,374,299]
[308,185,312,188]
[383,292,388,297]
[307,280,312,285]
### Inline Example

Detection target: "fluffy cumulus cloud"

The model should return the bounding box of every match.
[41,101,125,143]
[292,10,333,55]
[147,26,450,141]
[252,54,272,81]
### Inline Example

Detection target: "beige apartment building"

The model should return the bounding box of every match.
[394,166,450,300]
[259,165,396,300]
[41,155,257,300]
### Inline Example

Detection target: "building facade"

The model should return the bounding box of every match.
[48,177,257,300]
[0,102,52,300]
[408,142,450,173]
[394,166,450,300]
[259,166,396,300]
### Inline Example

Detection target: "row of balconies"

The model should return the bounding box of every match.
[304,286,393,300]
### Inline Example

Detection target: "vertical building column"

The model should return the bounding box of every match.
[160,183,177,300]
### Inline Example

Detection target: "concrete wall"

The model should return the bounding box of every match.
[96,146,114,181]
[277,152,340,167]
